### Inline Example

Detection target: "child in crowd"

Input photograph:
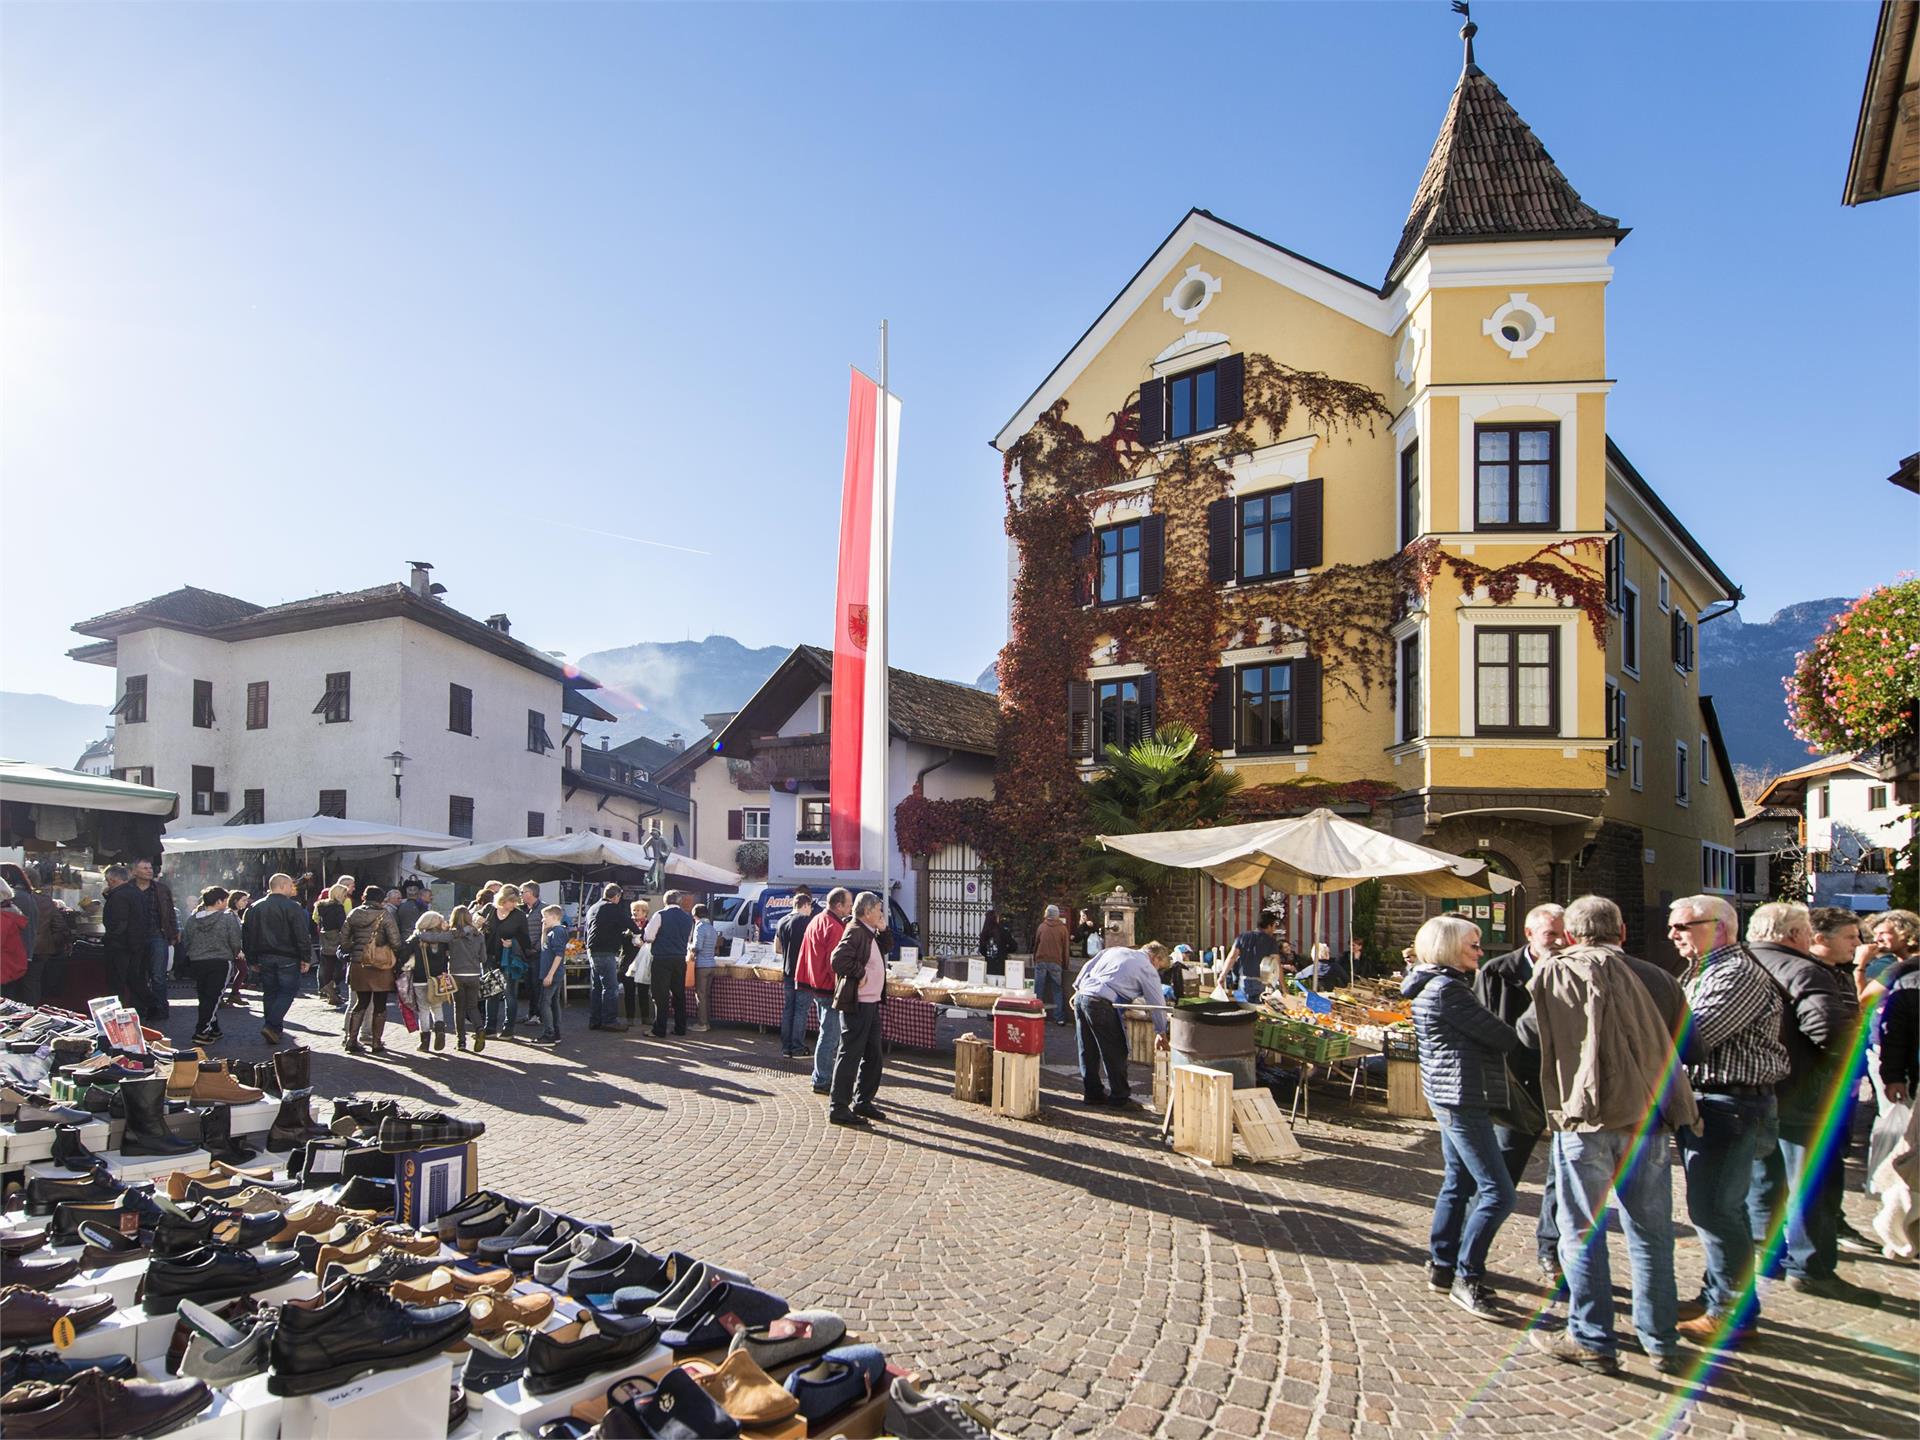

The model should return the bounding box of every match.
[535,904,570,1046]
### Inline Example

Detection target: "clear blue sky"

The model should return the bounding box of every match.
[2,1,1914,706]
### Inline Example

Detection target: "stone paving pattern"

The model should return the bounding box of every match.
[188,988,1918,1439]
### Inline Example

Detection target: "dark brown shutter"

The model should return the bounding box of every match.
[1209,667,1236,751]
[1139,514,1166,596]
[1207,498,1235,584]
[1293,478,1324,570]
[1070,531,1093,606]
[1067,681,1094,759]
[1291,657,1322,747]
[1136,379,1165,446]
[726,809,743,841]
[1670,610,1681,666]
[1136,673,1159,741]
[1214,354,1246,426]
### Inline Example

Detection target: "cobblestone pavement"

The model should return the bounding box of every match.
[181,986,1919,1439]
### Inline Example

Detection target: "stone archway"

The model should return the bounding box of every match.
[1443,847,1525,951]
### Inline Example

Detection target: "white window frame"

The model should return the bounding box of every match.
[1675,742,1690,806]
[742,807,771,842]
[1657,571,1671,613]
[1701,842,1735,895]
[1630,739,1644,792]
[1620,579,1641,678]
[1699,734,1710,786]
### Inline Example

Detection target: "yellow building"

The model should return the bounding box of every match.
[990,25,1742,959]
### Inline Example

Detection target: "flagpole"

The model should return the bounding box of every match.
[877,320,891,917]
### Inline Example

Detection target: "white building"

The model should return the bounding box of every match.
[653,646,998,949]
[1755,752,1915,910]
[69,564,617,848]
[72,734,114,776]
[560,736,690,850]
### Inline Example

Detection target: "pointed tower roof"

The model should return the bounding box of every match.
[1387,29,1625,286]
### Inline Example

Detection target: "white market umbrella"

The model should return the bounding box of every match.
[0,760,176,817]
[415,832,740,890]
[1099,807,1519,988]
[162,815,463,853]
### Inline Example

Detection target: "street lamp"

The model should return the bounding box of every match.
[386,751,409,800]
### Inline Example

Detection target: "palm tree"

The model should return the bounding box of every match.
[1082,724,1242,897]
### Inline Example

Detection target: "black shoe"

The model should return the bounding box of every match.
[142,1243,303,1314]
[566,1242,668,1299]
[319,1249,444,1291]
[50,1124,100,1173]
[1834,1220,1879,1257]
[434,1189,512,1243]
[23,1164,122,1218]
[1082,1092,1109,1106]
[1426,1262,1454,1293]
[524,1311,659,1395]
[1103,1095,1142,1110]
[335,1176,396,1215]
[451,1200,519,1249]
[375,1111,486,1154]
[476,1205,555,1263]
[267,1278,471,1397]
[1,1251,81,1291]
[853,1103,887,1122]
[1448,1277,1503,1320]
[828,1109,869,1127]
[812,1084,832,1096]
[1787,1273,1884,1308]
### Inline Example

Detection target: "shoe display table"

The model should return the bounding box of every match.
[0,1118,111,1167]
[53,1252,149,1309]
[135,1362,246,1440]
[277,1352,453,1440]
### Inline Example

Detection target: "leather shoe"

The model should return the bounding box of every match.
[0,1251,80,1292]
[0,1369,211,1439]
[0,1225,50,1256]
[526,1310,660,1395]
[142,1244,303,1315]
[268,1278,471,1396]
[76,1221,151,1272]
[320,1249,445,1291]
[23,1163,122,1218]
[0,1286,116,1345]
[0,1349,136,1391]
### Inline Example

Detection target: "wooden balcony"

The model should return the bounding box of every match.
[734,734,830,790]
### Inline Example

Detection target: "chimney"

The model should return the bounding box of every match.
[407,561,434,597]
[668,733,684,752]
[601,735,610,750]
[487,614,511,633]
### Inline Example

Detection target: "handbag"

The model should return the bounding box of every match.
[395,989,420,1033]
[429,970,458,1004]
[359,924,397,972]
[478,964,508,1000]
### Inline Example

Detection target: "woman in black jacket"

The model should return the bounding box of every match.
[979,910,1017,977]
[1403,914,1520,1320]
[486,890,535,1042]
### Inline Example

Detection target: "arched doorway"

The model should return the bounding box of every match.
[1441,849,1524,951]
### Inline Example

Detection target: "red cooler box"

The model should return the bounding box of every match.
[992,995,1046,1055]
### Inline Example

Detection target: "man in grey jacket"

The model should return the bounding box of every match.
[1522,896,1697,1377]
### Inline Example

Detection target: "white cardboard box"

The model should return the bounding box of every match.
[53,1254,148,1309]
[467,1340,673,1433]
[25,1147,210,1184]
[113,1302,192,1362]
[48,1300,151,1363]
[223,1373,285,1440]
[1,1119,111,1166]
[227,1099,281,1139]
[278,1353,453,1440]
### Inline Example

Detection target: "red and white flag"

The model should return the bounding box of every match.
[829,367,900,872]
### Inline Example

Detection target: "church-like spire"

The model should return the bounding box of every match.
[1386,11,1624,286]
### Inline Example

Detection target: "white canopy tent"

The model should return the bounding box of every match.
[0,760,176,817]
[414,832,740,891]
[161,816,464,854]
[1099,807,1520,988]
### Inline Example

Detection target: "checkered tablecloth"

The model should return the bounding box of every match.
[709,975,938,1050]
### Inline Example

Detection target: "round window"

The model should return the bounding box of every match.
[1499,312,1536,345]
[1175,278,1209,313]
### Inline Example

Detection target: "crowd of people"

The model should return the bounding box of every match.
[1404,894,1917,1375]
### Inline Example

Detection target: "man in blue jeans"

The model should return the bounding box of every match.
[1521,895,1697,1376]
[1032,905,1073,1025]
[582,883,635,1032]
[794,888,852,1092]
[240,873,316,1044]
[773,889,816,1058]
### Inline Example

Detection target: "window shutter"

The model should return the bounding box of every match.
[1670,610,1681,666]
[1207,499,1235,584]
[726,809,743,841]
[1209,667,1236,751]
[1067,681,1094,759]
[1291,656,1323,747]
[1137,673,1159,741]
[1214,353,1246,426]
[1293,478,1324,570]
[212,792,228,814]
[1136,379,1165,446]
[1139,514,1166,596]
[1070,531,1093,607]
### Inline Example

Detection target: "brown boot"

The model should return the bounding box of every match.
[369,1008,389,1055]
[342,1008,365,1055]
[163,1051,205,1102]
[190,1062,264,1105]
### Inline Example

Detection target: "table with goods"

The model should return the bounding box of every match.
[0,1000,995,1439]
[1241,979,1419,1123]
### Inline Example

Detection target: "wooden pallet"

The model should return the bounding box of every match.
[1171,1063,1234,1167]
[953,1034,992,1103]
[992,1049,1041,1119]
[1386,1058,1430,1119]
[1230,1089,1303,1162]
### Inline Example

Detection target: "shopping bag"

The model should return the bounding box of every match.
[627,942,653,986]
[685,957,697,990]
[1870,1099,1913,1192]
[395,989,420,1034]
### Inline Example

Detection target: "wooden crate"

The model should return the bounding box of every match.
[1230,1090,1303,1162]
[952,1035,992,1103]
[1151,1047,1169,1113]
[991,1049,1041,1119]
[1171,1063,1234,1167]
[1386,1058,1430,1119]
[1124,1010,1155,1065]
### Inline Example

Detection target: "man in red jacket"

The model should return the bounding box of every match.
[796,888,852,1094]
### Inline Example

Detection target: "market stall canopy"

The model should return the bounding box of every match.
[162,815,463,854]
[0,760,177,817]
[414,832,741,890]
[1099,808,1521,899]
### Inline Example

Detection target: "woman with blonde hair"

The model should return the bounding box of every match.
[312,881,352,1007]
[624,898,653,1029]
[1402,914,1520,1320]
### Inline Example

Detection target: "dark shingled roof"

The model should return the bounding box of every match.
[1387,61,1624,284]
[797,645,1000,756]
[73,586,264,636]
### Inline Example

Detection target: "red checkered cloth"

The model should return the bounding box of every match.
[709,976,937,1050]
